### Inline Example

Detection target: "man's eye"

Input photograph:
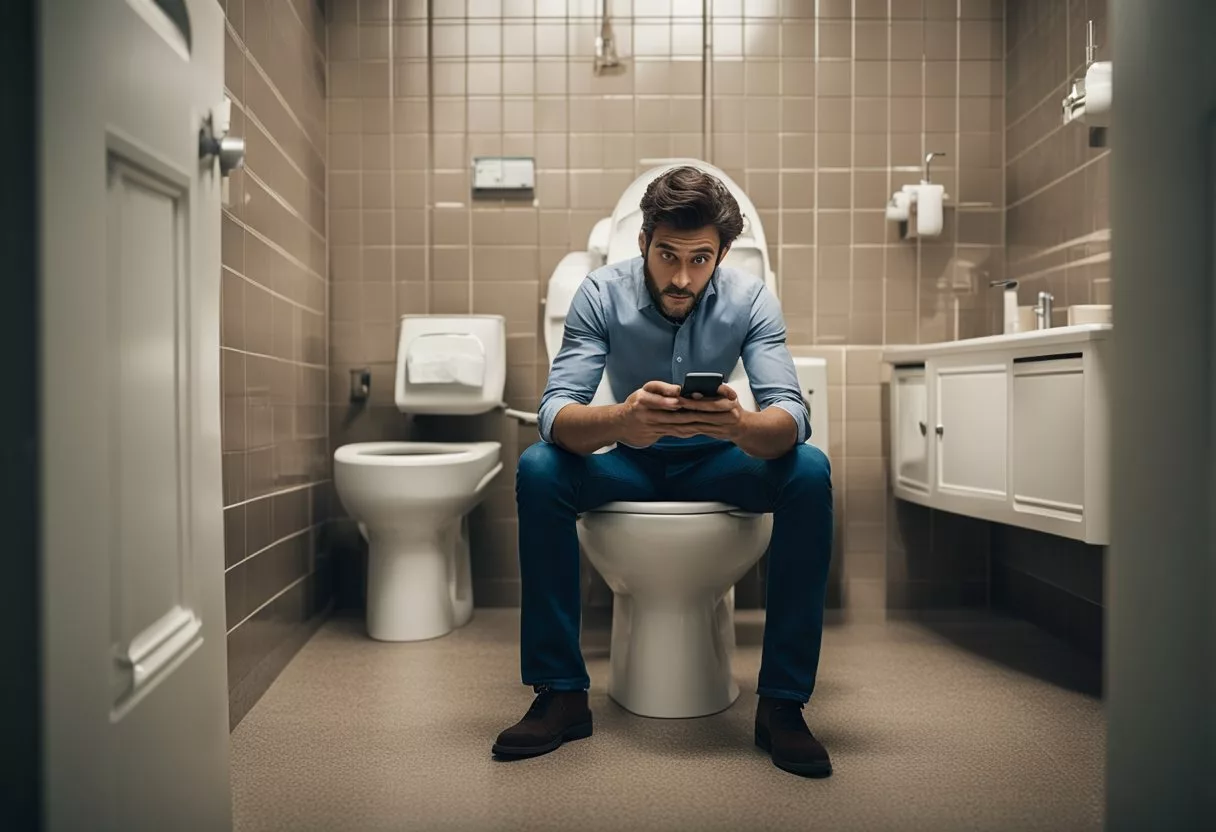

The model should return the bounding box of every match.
[694,256,708,264]
[661,252,674,261]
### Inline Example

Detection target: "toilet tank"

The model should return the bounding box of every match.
[395,315,506,415]
[543,252,600,363]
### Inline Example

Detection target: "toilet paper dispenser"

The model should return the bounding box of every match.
[886,152,950,239]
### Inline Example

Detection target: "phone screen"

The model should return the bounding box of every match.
[680,373,723,399]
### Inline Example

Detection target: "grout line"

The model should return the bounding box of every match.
[279,0,328,68]
[223,265,325,317]
[239,99,326,199]
[1007,250,1110,285]
[222,210,326,284]
[848,1,856,344]
[242,168,327,246]
[224,480,331,511]
[426,0,437,314]
[1006,150,1109,210]
[954,0,962,338]
[812,0,820,345]
[227,571,313,636]
[774,0,782,299]
[1000,0,1008,277]
[323,0,331,458]
[1003,79,1068,135]
[1006,229,1110,268]
[914,2,925,346]
[1003,96,1075,167]
[231,22,328,165]
[225,523,319,574]
[881,0,891,346]
[389,0,398,321]
[221,345,327,372]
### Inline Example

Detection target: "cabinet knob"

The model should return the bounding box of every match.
[935,424,945,436]
[918,421,927,436]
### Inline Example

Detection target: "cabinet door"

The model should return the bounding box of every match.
[891,368,931,497]
[935,363,1008,504]
[1012,356,1085,524]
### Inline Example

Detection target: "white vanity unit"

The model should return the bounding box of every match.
[883,324,1112,545]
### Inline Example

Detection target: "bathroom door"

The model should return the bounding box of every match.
[40,1,233,830]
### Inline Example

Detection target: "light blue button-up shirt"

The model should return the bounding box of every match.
[539,256,811,450]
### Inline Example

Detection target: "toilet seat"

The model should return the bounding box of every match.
[334,441,498,467]
[594,501,761,518]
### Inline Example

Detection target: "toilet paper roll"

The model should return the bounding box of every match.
[885,191,911,222]
[1083,61,1112,127]
[916,183,944,236]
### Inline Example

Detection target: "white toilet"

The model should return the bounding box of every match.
[543,160,830,718]
[334,315,506,642]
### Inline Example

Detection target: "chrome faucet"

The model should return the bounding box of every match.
[1035,291,1054,330]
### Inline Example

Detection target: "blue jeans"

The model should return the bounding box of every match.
[515,440,834,704]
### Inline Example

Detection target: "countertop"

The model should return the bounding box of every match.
[882,323,1112,364]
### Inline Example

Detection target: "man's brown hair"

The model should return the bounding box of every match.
[638,166,744,251]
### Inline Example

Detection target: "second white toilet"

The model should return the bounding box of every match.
[333,315,506,642]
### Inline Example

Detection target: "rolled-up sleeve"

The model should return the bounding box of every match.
[537,279,609,444]
[741,286,811,444]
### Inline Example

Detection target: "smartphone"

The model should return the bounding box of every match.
[680,372,724,399]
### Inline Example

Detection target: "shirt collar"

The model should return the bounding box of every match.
[633,256,720,312]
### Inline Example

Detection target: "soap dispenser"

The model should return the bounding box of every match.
[990,279,1021,333]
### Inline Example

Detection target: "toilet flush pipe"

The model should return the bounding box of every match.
[500,404,539,426]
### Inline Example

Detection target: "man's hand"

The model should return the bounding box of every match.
[667,383,747,441]
[618,381,746,447]
[668,381,800,459]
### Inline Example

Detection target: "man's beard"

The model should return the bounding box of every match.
[643,261,704,324]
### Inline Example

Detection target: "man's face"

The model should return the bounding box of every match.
[639,223,729,323]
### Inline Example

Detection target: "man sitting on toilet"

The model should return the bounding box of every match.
[494,166,835,778]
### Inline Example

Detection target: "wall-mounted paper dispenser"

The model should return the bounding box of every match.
[886,152,950,238]
[1062,21,1111,147]
[472,156,535,197]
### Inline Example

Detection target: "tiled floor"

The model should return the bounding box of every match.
[230,608,1104,832]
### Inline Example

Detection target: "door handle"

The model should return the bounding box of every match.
[199,96,245,176]
[217,136,245,175]
[199,133,245,175]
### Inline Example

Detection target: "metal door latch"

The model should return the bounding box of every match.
[199,96,245,176]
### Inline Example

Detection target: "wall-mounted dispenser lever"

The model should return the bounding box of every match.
[350,368,370,403]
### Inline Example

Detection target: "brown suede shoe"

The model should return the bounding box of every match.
[492,689,593,758]
[755,696,832,778]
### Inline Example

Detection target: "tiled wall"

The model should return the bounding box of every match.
[325,0,1006,613]
[220,0,333,728]
[708,0,1005,345]
[1003,0,1110,323]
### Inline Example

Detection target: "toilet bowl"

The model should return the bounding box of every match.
[578,502,773,718]
[334,441,502,642]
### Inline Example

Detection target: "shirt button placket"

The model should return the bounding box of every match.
[673,329,688,379]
